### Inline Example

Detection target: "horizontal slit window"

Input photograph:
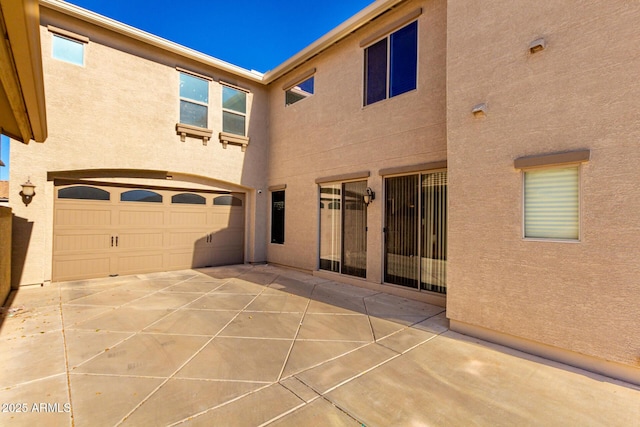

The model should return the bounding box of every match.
[120,190,163,203]
[58,186,110,200]
[214,195,242,206]
[171,193,206,205]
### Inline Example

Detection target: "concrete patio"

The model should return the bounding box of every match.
[1,264,638,426]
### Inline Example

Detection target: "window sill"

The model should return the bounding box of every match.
[176,123,213,145]
[219,132,249,152]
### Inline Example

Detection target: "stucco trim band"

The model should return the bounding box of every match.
[315,171,370,184]
[175,67,212,81]
[47,25,89,43]
[282,68,316,90]
[359,8,423,47]
[514,149,590,169]
[379,160,447,176]
[268,184,287,191]
[450,320,640,386]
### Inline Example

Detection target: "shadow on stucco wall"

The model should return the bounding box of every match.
[11,214,33,289]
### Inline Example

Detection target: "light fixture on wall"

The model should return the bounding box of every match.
[363,187,375,205]
[20,178,36,206]
[472,103,487,117]
[529,37,546,54]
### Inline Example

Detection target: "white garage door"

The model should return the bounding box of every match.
[52,183,244,282]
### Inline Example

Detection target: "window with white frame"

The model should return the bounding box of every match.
[364,20,418,106]
[222,86,247,136]
[524,166,579,240]
[179,72,209,128]
[52,34,85,66]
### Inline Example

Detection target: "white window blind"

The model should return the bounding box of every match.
[524,166,579,240]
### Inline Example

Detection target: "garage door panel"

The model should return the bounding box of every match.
[53,255,112,282]
[54,184,245,282]
[168,231,208,248]
[116,253,164,276]
[56,207,112,227]
[169,211,208,226]
[54,232,112,253]
[117,231,164,250]
[119,209,164,227]
[209,247,243,266]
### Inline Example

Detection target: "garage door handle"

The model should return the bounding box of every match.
[111,236,114,247]
[116,236,119,247]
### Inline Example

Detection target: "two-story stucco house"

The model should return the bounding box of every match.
[8,0,640,385]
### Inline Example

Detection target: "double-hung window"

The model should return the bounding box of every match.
[364,20,418,106]
[222,86,247,136]
[179,72,209,128]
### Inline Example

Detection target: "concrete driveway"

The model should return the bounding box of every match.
[1,264,638,426]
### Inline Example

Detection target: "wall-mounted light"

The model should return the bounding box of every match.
[472,103,487,117]
[363,187,375,205]
[20,178,36,206]
[529,37,546,54]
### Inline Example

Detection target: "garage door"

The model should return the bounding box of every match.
[52,183,244,282]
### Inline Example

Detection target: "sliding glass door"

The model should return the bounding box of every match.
[384,171,447,293]
[319,181,367,278]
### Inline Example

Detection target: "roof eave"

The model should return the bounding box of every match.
[262,0,406,84]
[1,0,47,143]
[39,0,264,83]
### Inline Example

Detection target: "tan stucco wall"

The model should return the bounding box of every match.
[9,8,269,286]
[446,1,640,370]
[0,206,11,303]
[266,0,447,287]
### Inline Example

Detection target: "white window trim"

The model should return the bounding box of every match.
[176,70,212,144]
[220,82,249,139]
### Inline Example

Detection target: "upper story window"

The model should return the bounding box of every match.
[364,20,418,106]
[286,76,315,106]
[49,25,90,67]
[180,72,209,128]
[222,85,247,136]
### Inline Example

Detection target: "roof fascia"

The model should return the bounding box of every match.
[39,0,264,83]
[1,0,47,143]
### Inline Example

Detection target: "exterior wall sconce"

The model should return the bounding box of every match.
[529,38,546,54]
[472,103,487,117]
[363,187,375,205]
[20,178,36,206]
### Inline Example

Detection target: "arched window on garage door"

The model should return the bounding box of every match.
[213,195,242,206]
[120,189,162,203]
[58,186,110,200]
[172,193,206,205]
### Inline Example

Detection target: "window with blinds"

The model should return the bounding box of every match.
[384,171,447,293]
[524,166,579,240]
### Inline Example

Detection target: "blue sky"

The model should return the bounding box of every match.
[65,0,376,72]
[0,135,8,180]
[0,1,376,177]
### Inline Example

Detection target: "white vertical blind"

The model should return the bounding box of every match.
[524,166,579,240]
